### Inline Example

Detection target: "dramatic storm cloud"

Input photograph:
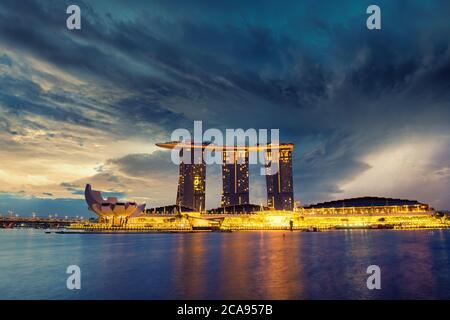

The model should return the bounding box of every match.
[0,0,449,216]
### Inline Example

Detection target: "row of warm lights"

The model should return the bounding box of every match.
[0,211,84,220]
[70,214,448,230]
[298,206,429,215]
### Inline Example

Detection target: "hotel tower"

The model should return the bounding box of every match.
[265,144,294,210]
[156,141,295,212]
[176,147,206,212]
[221,148,250,207]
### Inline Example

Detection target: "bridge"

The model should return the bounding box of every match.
[0,216,82,229]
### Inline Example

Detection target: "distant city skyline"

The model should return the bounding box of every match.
[1,0,450,216]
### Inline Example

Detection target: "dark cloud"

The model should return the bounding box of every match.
[60,182,84,195]
[108,150,177,178]
[0,0,449,209]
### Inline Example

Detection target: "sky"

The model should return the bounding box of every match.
[0,0,449,217]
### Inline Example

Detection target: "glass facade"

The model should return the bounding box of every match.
[221,149,250,207]
[176,148,206,212]
[266,147,294,210]
[157,142,295,212]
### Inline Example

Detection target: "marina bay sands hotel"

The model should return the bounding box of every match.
[156,141,295,212]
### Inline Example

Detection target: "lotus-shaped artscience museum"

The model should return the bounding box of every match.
[85,184,146,219]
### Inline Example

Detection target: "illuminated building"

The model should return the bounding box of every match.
[305,197,429,210]
[222,149,249,207]
[156,141,296,212]
[208,204,267,214]
[156,141,208,211]
[74,141,446,231]
[145,205,195,214]
[84,184,145,225]
[77,183,445,231]
[176,146,206,212]
[265,144,294,211]
[73,201,445,231]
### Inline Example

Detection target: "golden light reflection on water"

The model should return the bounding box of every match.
[170,232,306,299]
[252,232,304,299]
[1,230,450,299]
[171,233,210,298]
[167,230,450,299]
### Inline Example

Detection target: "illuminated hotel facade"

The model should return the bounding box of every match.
[266,144,294,211]
[78,146,443,231]
[75,144,444,231]
[74,142,442,232]
[222,149,250,207]
[156,141,295,211]
[176,147,206,212]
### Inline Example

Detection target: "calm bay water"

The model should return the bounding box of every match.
[1,229,450,299]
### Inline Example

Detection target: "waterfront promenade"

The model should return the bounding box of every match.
[68,211,449,232]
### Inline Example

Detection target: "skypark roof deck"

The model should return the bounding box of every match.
[156,141,294,151]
